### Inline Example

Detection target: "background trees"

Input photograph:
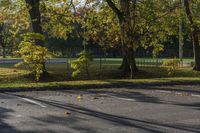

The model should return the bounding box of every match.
[0,23,12,58]
[0,0,30,57]
[1,0,200,80]
[104,0,181,78]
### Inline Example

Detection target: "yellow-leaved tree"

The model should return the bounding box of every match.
[15,33,53,81]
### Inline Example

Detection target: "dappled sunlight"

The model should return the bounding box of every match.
[0,67,27,76]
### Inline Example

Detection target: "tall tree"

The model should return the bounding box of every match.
[0,0,30,57]
[0,24,12,58]
[105,0,179,78]
[25,0,47,73]
[25,0,43,45]
[184,0,200,70]
[105,0,138,78]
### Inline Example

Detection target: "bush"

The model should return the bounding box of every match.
[163,58,181,76]
[70,50,92,78]
[15,33,52,81]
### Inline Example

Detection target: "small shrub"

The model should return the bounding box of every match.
[163,58,181,76]
[15,33,52,81]
[70,50,92,78]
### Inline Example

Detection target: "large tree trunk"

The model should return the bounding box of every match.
[25,0,43,36]
[192,30,200,70]
[126,47,138,78]
[106,0,138,77]
[184,0,200,70]
[120,54,130,72]
[25,0,46,74]
[120,44,138,76]
[119,42,130,72]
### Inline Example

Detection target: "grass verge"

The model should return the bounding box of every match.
[1,77,200,92]
[1,63,200,92]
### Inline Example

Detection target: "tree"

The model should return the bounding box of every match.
[105,0,138,78]
[25,0,43,36]
[25,0,47,73]
[16,33,52,81]
[184,0,200,71]
[105,0,180,78]
[61,0,179,78]
[41,0,74,40]
[70,50,93,78]
[0,23,12,58]
[0,0,30,57]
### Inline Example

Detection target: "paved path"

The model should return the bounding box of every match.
[0,85,200,133]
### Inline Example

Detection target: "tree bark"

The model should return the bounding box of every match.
[106,0,138,77]
[192,30,200,70]
[126,46,138,78]
[25,0,43,35]
[120,53,130,72]
[2,46,6,58]
[184,0,200,70]
[25,0,44,47]
[25,0,46,74]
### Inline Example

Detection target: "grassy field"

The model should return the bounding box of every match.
[0,64,200,88]
[0,57,199,90]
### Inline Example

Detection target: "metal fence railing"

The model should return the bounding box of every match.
[136,59,163,67]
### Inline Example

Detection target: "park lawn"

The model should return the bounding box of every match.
[1,77,200,90]
[1,62,200,90]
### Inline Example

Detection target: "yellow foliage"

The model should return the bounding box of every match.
[15,33,52,81]
[163,59,181,76]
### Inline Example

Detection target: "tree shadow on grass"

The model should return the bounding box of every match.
[2,77,200,95]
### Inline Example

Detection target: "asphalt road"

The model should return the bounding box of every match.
[0,85,200,133]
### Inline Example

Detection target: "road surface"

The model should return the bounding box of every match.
[0,85,200,133]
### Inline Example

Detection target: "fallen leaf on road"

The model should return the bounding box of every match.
[77,95,82,101]
[64,111,71,116]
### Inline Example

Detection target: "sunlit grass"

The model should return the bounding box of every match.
[0,61,200,89]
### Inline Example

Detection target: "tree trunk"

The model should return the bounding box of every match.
[126,46,138,79]
[184,0,200,71]
[25,0,43,35]
[25,0,46,74]
[106,0,138,78]
[120,55,130,72]
[192,30,200,70]
[2,46,6,58]
[120,45,130,72]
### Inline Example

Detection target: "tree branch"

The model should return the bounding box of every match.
[105,0,122,19]
[184,0,193,24]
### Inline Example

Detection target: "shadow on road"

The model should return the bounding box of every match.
[3,84,200,133]
[0,107,32,133]
[26,97,200,133]
[174,102,200,110]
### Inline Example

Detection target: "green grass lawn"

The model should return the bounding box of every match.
[0,57,199,90]
[1,60,200,89]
